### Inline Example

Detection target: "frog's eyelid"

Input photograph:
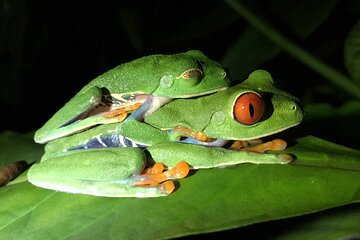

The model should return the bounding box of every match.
[177,68,203,79]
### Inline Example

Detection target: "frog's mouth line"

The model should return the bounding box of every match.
[174,86,228,98]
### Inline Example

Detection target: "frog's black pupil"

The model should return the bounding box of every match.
[249,103,254,118]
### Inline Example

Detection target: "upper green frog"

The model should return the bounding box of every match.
[34,50,229,143]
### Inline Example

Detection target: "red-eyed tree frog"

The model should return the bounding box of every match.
[28,70,303,198]
[34,50,229,143]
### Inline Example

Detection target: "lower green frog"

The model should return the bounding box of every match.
[28,70,303,197]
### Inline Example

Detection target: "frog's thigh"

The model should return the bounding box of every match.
[28,148,146,195]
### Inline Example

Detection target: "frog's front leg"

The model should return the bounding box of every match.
[229,139,288,153]
[147,142,292,169]
[172,126,212,142]
[28,147,189,198]
[170,126,288,153]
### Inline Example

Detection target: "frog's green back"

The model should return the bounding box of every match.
[83,50,229,97]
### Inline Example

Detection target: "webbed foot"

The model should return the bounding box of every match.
[174,126,215,142]
[230,139,287,153]
[230,139,293,162]
[134,161,190,195]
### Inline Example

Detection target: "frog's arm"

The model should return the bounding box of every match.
[147,142,292,169]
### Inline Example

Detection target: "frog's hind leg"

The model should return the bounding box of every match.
[29,148,189,198]
[34,86,104,143]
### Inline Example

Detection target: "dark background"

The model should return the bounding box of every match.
[1,0,358,134]
[1,0,359,238]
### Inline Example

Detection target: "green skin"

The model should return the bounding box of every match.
[28,70,304,198]
[34,50,229,144]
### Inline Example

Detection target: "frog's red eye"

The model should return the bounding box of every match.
[233,93,265,125]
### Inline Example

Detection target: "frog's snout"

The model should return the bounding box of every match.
[291,102,304,122]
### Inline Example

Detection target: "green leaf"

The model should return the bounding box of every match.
[275,204,360,240]
[0,133,359,239]
[0,131,43,168]
[285,135,360,170]
[344,19,360,85]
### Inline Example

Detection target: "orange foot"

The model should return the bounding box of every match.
[103,102,142,122]
[134,161,190,195]
[230,139,287,153]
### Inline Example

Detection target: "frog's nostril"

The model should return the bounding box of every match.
[221,71,227,78]
[292,105,297,111]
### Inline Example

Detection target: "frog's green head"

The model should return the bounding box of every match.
[146,70,304,141]
[203,70,304,140]
[153,50,230,98]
